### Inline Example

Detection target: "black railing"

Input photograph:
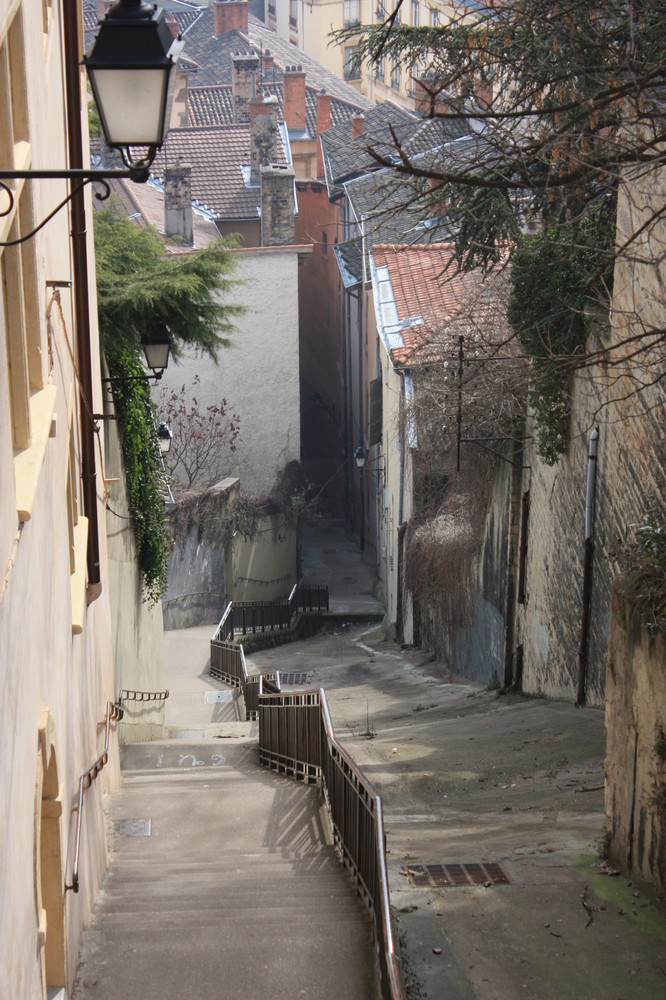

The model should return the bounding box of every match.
[210,583,328,719]
[212,583,329,641]
[258,689,404,1000]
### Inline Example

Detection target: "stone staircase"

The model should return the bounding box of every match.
[72,739,377,1000]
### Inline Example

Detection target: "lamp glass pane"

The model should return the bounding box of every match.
[143,342,170,371]
[90,67,169,146]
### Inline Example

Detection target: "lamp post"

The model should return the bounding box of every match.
[0,0,184,247]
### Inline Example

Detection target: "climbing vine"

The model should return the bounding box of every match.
[107,349,171,604]
[615,506,666,634]
[507,204,616,464]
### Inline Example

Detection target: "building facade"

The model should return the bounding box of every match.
[0,2,120,996]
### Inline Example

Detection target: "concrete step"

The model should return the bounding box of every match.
[73,741,378,1000]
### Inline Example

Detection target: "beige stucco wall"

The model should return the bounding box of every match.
[153,246,303,496]
[605,584,666,899]
[103,412,167,743]
[0,3,119,997]
[267,0,458,108]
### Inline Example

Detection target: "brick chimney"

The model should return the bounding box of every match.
[164,162,193,246]
[351,112,364,139]
[414,78,453,118]
[262,49,275,75]
[166,12,179,39]
[232,50,259,123]
[213,0,248,36]
[250,94,279,185]
[261,163,295,247]
[283,66,306,132]
[316,90,331,179]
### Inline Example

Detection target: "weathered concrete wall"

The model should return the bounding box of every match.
[228,513,297,604]
[605,584,666,899]
[163,524,227,630]
[104,414,167,743]
[163,479,238,630]
[515,160,666,705]
[454,452,517,684]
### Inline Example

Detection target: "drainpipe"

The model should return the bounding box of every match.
[63,0,102,599]
[576,427,599,706]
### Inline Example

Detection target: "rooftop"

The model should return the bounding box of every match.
[370,243,511,367]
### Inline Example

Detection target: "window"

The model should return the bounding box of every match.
[1,9,56,522]
[344,45,361,81]
[430,7,439,27]
[344,0,360,26]
[391,60,400,89]
[376,2,386,22]
[289,0,297,28]
[411,1,419,25]
[376,56,386,82]
[408,60,418,95]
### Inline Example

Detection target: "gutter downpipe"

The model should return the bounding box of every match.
[63,2,101,598]
[576,427,599,706]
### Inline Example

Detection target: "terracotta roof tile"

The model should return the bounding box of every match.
[371,244,511,366]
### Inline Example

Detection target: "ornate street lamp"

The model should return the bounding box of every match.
[157,422,173,455]
[0,0,184,246]
[84,0,184,173]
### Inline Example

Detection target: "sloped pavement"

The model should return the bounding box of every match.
[250,623,666,1000]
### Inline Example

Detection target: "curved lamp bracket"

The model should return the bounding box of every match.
[0,162,152,248]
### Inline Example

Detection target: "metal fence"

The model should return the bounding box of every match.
[258,689,404,1000]
[212,583,329,643]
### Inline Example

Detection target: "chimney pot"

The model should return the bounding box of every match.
[352,112,364,138]
[316,91,331,179]
[283,65,307,132]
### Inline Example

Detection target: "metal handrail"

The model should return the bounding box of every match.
[258,689,404,1000]
[65,700,123,894]
[119,688,170,703]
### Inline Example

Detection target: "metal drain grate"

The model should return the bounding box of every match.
[406,862,511,888]
[117,819,151,838]
[279,672,312,686]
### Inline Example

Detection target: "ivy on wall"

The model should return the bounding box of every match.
[507,204,616,464]
[107,349,171,604]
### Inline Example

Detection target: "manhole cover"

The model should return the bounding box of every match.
[405,862,511,888]
[205,690,233,704]
[117,819,151,837]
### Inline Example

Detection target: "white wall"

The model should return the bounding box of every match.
[155,246,303,496]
